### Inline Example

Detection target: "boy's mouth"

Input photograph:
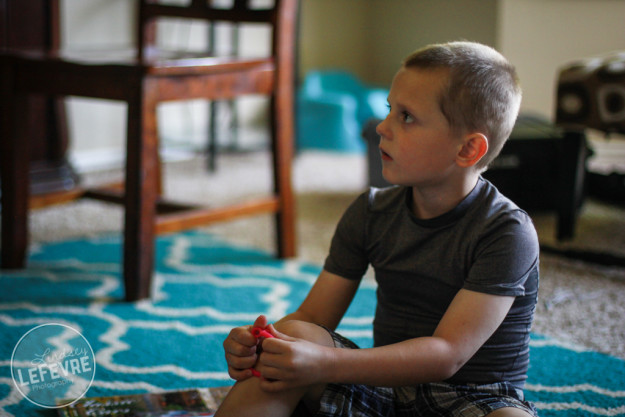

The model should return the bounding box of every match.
[380,147,392,161]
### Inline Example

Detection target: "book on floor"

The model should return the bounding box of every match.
[57,386,232,417]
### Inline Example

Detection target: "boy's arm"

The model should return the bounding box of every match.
[277,269,361,330]
[329,288,515,386]
[259,288,514,390]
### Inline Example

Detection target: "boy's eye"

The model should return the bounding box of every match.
[401,111,415,123]
[387,103,416,124]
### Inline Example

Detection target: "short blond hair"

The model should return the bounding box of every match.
[403,41,522,171]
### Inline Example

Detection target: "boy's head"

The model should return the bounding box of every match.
[402,41,522,171]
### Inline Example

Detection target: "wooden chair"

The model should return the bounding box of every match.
[0,0,298,301]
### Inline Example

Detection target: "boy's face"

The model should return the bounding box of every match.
[376,67,463,188]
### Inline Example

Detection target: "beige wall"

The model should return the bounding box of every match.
[498,0,625,117]
[299,0,370,83]
[300,0,498,87]
[366,0,499,86]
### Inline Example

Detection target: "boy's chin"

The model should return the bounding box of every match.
[381,177,404,187]
[380,170,404,186]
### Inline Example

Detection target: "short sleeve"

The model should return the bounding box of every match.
[323,192,370,280]
[463,209,539,296]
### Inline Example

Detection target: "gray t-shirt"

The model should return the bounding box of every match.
[324,177,539,389]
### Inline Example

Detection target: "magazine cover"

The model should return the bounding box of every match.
[57,387,232,417]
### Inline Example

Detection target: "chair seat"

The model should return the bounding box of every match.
[4,48,276,102]
[5,47,274,76]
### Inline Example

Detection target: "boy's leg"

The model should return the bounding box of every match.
[411,382,537,417]
[214,376,310,417]
[215,320,334,417]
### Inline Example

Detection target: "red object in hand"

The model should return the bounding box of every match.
[252,327,274,339]
[250,326,273,378]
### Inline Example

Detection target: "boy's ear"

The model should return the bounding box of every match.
[456,133,488,168]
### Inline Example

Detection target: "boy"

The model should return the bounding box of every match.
[217,41,539,417]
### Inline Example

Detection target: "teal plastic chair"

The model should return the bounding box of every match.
[297,70,389,153]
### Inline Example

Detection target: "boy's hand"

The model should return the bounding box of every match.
[254,325,335,392]
[223,315,268,381]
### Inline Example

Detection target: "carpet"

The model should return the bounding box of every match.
[0,232,623,416]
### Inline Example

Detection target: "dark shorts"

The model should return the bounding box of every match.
[314,328,538,417]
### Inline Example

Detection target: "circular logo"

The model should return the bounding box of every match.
[11,323,96,408]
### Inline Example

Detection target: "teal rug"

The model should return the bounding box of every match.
[1,231,624,416]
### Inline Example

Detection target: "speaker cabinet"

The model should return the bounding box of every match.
[556,52,625,134]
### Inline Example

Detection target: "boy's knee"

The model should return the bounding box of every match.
[274,320,315,339]
[274,320,334,347]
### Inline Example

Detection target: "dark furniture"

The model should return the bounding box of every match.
[483,115,588,241]
[0,0,78,195]
[1,0,299,301]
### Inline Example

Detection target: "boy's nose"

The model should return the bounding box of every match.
[376,116,391,140]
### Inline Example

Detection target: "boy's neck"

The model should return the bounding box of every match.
[409,174,480,220]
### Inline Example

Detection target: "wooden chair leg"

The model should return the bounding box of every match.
[1,86,30,269]
[271,92,296,259]
[207,100,218,171]
[122,83,159,301]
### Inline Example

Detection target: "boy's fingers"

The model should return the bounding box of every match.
[253,315,268,330]
[224,338,256,356]
[230,327,258,347]
[257,338,287,356]
[266,324,297,342]
[225,352,257,370]
[227,366,254,381]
